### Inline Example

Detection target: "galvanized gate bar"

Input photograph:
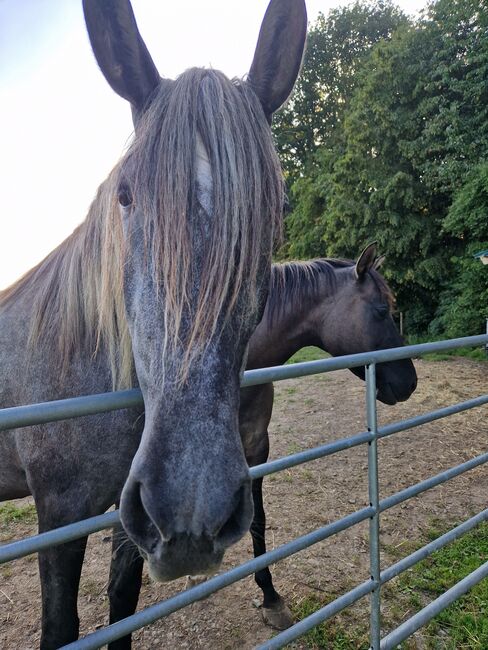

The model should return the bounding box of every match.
[379,451,488,512]
[0,431,378,564]
[61,507,375,649]
[0,511,120,564]
[260,510,488,650]
[1,335,486,433]
[242,335,488,386]
[2,433,487,565]
[366,364,381,649]
[378,394,488,439]
[0,389,143,431]
[1,334,487,649]
[250,430,373,479]
[380,509,488,584]
[380,560,488,649]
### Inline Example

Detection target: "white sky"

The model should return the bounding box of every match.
[0,0,425,289]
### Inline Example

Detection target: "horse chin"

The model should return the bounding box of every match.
[376,383,398,406]
[143,537,224,583]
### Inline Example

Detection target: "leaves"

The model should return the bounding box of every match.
[275,0,488,335]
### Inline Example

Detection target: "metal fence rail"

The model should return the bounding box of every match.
[1,334,487,649]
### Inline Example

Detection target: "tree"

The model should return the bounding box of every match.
[322,22,451,332]
[273,1,408,187]
[282,0,488,335]
[433,163,488,337]
[402,0,488,197]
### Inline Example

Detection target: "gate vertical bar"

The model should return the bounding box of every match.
[366,363,381,649]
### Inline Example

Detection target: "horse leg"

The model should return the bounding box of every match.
[248,435,294,630]
[34,481,119,649]
[37,530,88,649]
[107,523,144,650]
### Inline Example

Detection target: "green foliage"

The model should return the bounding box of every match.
[317,19,456,329]
[403,0,488,197]
[275,0,488,336]
[432,163,488,337]
[273,1,408,188]
[445,163,488,242]
[430,244,488,338]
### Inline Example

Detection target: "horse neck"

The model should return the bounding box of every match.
[246,269,334,369]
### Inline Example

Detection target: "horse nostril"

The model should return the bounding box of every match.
[120,477,160,554]
[215,482,253,549]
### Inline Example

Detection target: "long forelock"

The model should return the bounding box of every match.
[122,68,284,383]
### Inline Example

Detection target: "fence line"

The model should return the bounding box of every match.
[1,334,487,649]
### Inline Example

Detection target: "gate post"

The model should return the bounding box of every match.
[366,363,381,649]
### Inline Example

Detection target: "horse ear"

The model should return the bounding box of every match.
[83,0,160,114]
[374,254,386,271]
[355,242,378,280]
[248,0,307,118]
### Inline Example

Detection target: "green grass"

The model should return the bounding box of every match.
[0,502,37,526]
[287,346,329,364]
[287,521,488,649]
[287,341,487,365]
[396,520,488,649]
[286,342,487,364]
[422,348,487,362]
[290,594,369,649]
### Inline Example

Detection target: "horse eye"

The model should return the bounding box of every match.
[118,184,133,207]
[375,305,389,318]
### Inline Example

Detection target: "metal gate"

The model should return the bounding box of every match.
[1,334,487,649]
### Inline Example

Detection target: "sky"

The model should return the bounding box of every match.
[0,0,426,290]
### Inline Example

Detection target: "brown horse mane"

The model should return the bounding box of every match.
[0,68,284,388]
[265,258,395,326]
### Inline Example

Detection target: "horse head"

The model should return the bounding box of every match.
[83,0,306,581]
[316,243,417,405]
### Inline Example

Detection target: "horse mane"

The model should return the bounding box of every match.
[0,170,131,387]
[0,68,284,388]
[265,258,395,326]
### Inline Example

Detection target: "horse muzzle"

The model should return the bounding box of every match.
[377,374,417,405]
[142,534,225,582]
[119,471,253,581]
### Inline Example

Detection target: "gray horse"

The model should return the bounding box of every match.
[0,0,306,647]
[106,243,417,642]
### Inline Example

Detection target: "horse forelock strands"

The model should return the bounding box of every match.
[0,68,284,390]
[122,68,284,383]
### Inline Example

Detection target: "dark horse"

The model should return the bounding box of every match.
[107,243,417,639]
[240,242,417,628]
[0,1,306,647]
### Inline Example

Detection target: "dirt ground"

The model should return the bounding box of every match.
[1,357,487,649]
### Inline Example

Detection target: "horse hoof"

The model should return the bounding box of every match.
[261,599,294,630]
[185,575,209,590]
